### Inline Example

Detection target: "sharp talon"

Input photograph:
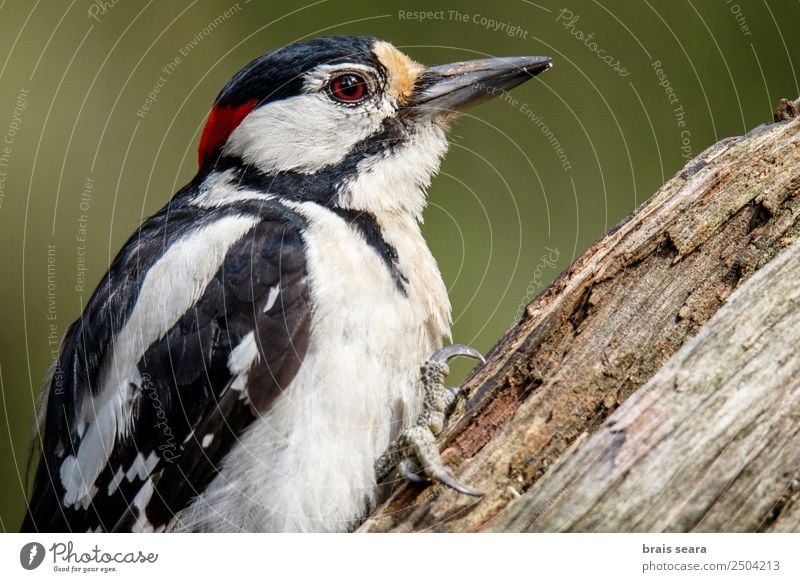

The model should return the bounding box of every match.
[379,344,487,499]
[434,469,485,497]
[431,344,485,365]
[399,458,427,484]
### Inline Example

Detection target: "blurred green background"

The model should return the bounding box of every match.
[1,0,798,530]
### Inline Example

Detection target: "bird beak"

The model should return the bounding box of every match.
[409,55,552,115]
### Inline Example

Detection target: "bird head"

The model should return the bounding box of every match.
[198,36,551,217]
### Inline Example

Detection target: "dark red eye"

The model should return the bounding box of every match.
[329,73,368,103]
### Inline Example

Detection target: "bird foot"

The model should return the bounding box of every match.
[375,344,485,497]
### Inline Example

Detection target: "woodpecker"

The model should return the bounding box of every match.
[22,36,551,533]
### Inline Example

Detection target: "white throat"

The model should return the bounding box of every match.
[339,122,449,221]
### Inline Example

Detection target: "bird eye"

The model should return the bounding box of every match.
[328,73,369,103]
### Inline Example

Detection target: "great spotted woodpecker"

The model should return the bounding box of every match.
[22,36,551,532]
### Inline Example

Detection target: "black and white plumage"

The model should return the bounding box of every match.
[22,36,551,532]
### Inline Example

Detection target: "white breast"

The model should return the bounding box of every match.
[176,201,451,532]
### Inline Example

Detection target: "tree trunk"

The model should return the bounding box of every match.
[359,105,800,533]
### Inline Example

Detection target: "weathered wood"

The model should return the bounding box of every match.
[489,233,800,532]
[359,113,800,532]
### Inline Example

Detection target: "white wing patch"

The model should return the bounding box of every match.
[130,477,156,533]
[227,331,260,400]
[60,395,119,509]
[228,331,259,376]
[107,467,125,496]
[125,451,160,482]
[262,284,280,313]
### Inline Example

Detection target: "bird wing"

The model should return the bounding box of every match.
[22,198,310,532]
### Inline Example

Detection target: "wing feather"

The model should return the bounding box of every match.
[22,199,310,532]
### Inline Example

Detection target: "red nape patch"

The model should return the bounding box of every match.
[198,98,259,167]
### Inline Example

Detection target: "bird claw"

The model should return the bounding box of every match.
[398,439,484,497]
[374,344,486,497]
[430,343,486,366]
[431,466,485,497]
[398,458,426,483]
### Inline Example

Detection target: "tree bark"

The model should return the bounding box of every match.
[359,108,800,533]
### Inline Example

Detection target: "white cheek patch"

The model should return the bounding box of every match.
[223,93,388,175]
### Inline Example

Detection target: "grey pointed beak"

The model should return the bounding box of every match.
[409,55,552,114]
